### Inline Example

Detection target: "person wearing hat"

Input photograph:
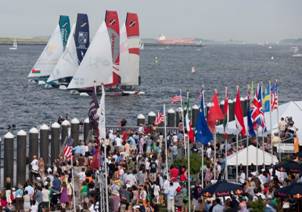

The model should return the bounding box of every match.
[174,186,184,211]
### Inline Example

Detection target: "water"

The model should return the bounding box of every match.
[0,44,302,135]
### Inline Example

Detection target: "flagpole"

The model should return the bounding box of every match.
[214,131,217,180]
[187,120,191,212]
[224,138,228,180]
[201,88,205,188]
[180,89,186,158]
[256,132,259,174]
[262,128,265,170]
[269,81,273,165]
[99,85,109,212]
[246,135,249,179]
[246,86,250,179]
[236,133,239,182]
[201,145,204,188]
[224,87,229,181]
[163,104,169,178]
[104,141,109,212]
[185,91,191,212]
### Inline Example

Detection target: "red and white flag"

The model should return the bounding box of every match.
[234,87,246,137]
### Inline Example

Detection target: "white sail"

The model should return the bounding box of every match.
[47,24,78,82]
[28,25,64,79]
[9,39,18,50]
[120,25,140,86]
[68,22,113,89]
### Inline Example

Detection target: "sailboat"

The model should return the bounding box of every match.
[139,41,144,50]
[28,15,70,81]
[47,13,90,87]
[292,47,302,58]
[68,21,113,91]
[9,39,18,50]
[119,12,144,95]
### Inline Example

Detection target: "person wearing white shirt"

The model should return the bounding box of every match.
[206,147,212,159]
[239,172,246,184]
[31,156,39,177]
[167,182,176,212]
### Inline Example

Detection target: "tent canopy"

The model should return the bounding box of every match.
[217,101,302,144]
[226,145,279,166]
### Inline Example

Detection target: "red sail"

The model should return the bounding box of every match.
[126,12,140,56]
[105,10,120,86]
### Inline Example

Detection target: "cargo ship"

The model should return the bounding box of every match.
[157,34,203,46]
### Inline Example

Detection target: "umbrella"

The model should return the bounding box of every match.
[274,161,302,173]
[275,182,302,198]
[201,180,243,197]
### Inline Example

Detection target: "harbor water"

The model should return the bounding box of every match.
[0,44,302,135]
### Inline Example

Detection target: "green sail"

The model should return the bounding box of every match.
[59,15,71,49]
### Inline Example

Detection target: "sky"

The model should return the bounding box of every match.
[0,0,302,42]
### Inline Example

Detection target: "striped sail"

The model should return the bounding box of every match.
[105,10,120,86]
[120,12,140,86]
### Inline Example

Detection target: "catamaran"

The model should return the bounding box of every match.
[28,15,70,82]
[9,39,18,50]
[47,13,90,88]
[68,11,143,96]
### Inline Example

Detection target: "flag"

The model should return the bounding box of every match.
[223,87,229,138]
[247,86,256,137]
[271,81,278,110]
[63,136,73,160]
[263,83,270,112]
[185,92,191,132]
[207,90,224,133]
[170,91,182,104]
[195,92,213,145]
[88,86,99,130]
[234,87,246,136]
[98,85,106,140]
[154,111,165,125]
[188,120,195,143]
[251,83,266,129]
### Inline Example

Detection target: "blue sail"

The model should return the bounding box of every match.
[74,13,90,64]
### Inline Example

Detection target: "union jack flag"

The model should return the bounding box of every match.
[251,83,266,129]
[271,81,278,110]
[154,111,165,125]
[63,136,73,160]
[170,92,182,104]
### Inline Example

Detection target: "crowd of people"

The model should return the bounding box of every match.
[0,117,300,211]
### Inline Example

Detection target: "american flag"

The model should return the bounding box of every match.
[63,137,73,160]
[271,81,278,110]
[251,83,266,129]
[154,111,165,125]
[88,87,99,130]
[170,92,182,104]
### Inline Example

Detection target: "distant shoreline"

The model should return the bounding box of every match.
[0,37,48,45]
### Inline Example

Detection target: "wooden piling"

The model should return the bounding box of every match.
[17,130,27,185]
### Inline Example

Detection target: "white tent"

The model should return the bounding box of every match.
[226,145,279,166]
[217,101,302,144]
